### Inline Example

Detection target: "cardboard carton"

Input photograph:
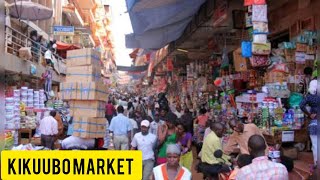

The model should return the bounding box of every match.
[66,65,101,83]
[72,117,106,138]
[66,48,101,67]
[77,82,108,101]
[60,82,77,100]
[69,100,106,117]
[67,65,101,75]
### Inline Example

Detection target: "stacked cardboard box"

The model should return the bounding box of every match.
[60,48,107,138]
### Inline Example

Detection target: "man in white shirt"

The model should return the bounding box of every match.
[129,112,138,138]
[131,120,157,180]
[149,111,164,137]
[39,110,58,149]
[44,48,53,66]
[174,105,183,119]
[109,106,132,150]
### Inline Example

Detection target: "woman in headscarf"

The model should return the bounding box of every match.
[152,144,191,180]
[300,79,319,168]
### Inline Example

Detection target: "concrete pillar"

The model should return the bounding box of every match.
[0,0,6,152]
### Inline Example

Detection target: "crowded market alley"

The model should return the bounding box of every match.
[1,0,320,180]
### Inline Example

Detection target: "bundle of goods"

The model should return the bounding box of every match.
[60,48,108,139]
[241,1,271,68]
[5,130,15,150]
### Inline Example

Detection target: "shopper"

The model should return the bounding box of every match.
[176,122,193,171]
[128,112,138,138]
[152,144,191,180]
[300,79,319,168]
[236,135,288,180]
[194,108,208,146]
[105,100,116,124]
[149,111,165,137]
[201,122,231,178]
[39,110,58,149]
[180,108,194,135]
[108,106,132,150]
[131,120,157,180]
[228,154,253,180]
[157,112,177,165]
[224,119,267,155]
[174,105,183,119]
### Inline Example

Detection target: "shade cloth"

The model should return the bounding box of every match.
[9,1,53,21]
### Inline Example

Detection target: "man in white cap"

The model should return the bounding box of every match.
[131,120,157,180]
[152,144,192,180]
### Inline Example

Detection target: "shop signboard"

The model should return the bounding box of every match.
[282,131,294,142]
[53,26,74,36]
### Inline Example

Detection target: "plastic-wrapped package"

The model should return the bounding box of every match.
[252,42,271,55]
[253,22,268,33]
[5,130,15,150]
[250,55,270,67]
[253,34,268,43]
[252,5,268,22]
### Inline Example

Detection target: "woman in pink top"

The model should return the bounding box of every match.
[193,108,208,146]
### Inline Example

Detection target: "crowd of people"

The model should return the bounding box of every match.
[98,95,291,180]
[38,79,319,180]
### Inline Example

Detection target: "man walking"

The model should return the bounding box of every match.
[131,120,157,180]
[39,110,58,149]
[109,106,132,150]
[105,100,116,124]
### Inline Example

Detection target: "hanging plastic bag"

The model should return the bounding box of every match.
[252,5,268,22]
[241,41,252,58]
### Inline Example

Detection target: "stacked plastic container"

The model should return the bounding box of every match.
[34,91,40,109]
[5,98,15,130]
[39,89,45,109]
[27,89,34,107]
[21,87,28,105]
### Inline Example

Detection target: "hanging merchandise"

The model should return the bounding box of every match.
[241,41,252,57]
[253,34,268,43]
[244,0,266,6]
[253,22,268,33]
[252,42,271,55]
[250,55,270,67]
[252,4,268,22]
[221,47,229,69]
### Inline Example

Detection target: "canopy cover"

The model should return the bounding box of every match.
[125,0,206,49]
[9,1,53,21]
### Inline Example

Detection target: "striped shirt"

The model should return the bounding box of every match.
[236,156,288,180]
[39,116,58,136]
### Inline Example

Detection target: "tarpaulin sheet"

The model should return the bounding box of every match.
[125,0,206,49]
[117,64,149,72]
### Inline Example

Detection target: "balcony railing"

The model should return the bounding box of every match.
[4,25,66,74]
